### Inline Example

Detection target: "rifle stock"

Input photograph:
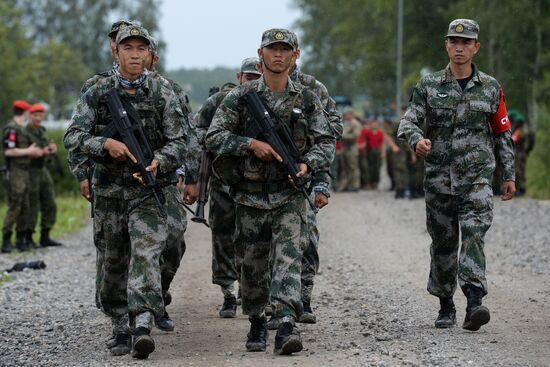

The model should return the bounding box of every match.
[191,149,212,226]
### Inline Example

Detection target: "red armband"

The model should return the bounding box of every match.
[489,86,510,133]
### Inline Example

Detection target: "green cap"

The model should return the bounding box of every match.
[108,19,139,39]
[240,57,262,75]
[116,25,151,45]
[508,109,525,123]
[446,19,480,40]
[260,28,294,48]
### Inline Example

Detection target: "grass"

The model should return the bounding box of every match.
[0,273,12,285]
[0,194,90,240]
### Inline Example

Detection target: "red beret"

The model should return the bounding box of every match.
[13,100,31,110]
[29,103,46,113]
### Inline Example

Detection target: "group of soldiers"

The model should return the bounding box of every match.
[59,16,516,360]
[2,100,63,253]
[63,20,340,359]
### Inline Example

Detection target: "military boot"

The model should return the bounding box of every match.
[274,321,303,355]
[132,312,155,359]
[463,286,490,331]
[434,297,456,328]
[2,230,12,253]
[163,291,172,306]
[109,333,131,356]
[40,229,62,247]
[155,310,175,332]
[246,316,268,352]
[26,230,38,248]
[15,231,29,252]
[298,301,317,324]
[266,316,281,330]
[219,296,237,318]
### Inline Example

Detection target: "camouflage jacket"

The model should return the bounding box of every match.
[205,76,335,209]
[2,119,32,169]
[64,74,187,200]
[397,64,515,195]
[26,124,50,168]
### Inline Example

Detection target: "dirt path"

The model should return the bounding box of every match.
[1,187,549,366]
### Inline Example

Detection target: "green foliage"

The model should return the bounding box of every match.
[167,67,238,107]
[526,105,550,199]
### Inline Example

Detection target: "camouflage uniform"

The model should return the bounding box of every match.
[25,124,57,237]
[64,70,188,332]
[337,116,361,191]
[205,76,335,323]
[195,83,242,298]
[2,119,31,244]
[397,63,515,298]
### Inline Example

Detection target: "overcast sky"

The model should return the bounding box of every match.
[159,0,301,70]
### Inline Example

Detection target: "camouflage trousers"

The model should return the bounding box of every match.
[3,167,30,233]
[93,185,186,327]
[236,193,306,321]
[338,147,360,191]
[301,194,320,304]
[392,146,409,191]
[27,167,57,232]
[209,186,242,297]
[359,150,369,187]
[425,184,493,298]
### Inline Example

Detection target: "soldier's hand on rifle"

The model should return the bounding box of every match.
[415,138,432,157]
[501,180,516,201]
[314,193,329,209]
[183,184,198,205]
[287,163,308,188]
[248,139,282,162]
[80,179,91,202]
[104,138,137,163]
[132,159,160,186]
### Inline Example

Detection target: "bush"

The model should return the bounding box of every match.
[526,104,550,199]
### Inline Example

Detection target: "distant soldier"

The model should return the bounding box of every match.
[2,100,43,253]
[195,57,261,318]
[508,110,532,196]
[365,119,384,189]
[337,108,361,192]
[206,28,334,354]
[25,103,62,247]
[64,25,188,359]
[398,19,515,331]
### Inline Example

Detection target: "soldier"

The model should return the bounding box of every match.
[365,119,384,189]
[206,28,334,354]
[286,31,342,325]
[195,57,261,319]
[398,19,515,331]
[337,108,361,192]
[2,100,43,253]
[508,110,531,196]
[25,103,63,248]
[64,25,188,359]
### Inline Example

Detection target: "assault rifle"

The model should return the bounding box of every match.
[102,89,166,215]
[190,149,212,226]
[239,90,317,213]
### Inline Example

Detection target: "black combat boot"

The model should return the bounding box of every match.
[40,229,62,247]
[109,333,131,356]
[132,327,155,359]
[298,301,317,324]
[395,189,405,199]
[434,297,456,328]
[163,291,172,306]
[463,285,490,331]
[246,316,268,352]
[15,231,29,252]
[26,230,38,248]
[274,321,303,355]
[155,310,175,332]
[2,230,12,253]
[219,296,237,318]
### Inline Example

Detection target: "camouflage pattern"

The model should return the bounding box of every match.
[64,73,187,324]
[397,64,515,195]
[2,120,31,234]
[393,139,410,192]
[261,28,294,48]
[300,192,319,304]
[240,57,262,75]
[235,193,307,319]
[115,24,150,45]
[398,63,515,298]
[446,19,480,40]
[26,124,57,232]
[338,117,361,191]
[206,76,335,321]
[195,83,240,295]
[426,184,493,297]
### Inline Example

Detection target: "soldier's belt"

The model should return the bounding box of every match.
[235,180,291,193]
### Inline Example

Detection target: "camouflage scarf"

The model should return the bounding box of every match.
[114,65,149,89]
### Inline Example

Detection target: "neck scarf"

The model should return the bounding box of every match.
[114,65,149,89]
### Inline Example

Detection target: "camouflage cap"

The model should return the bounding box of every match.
[289,30,299,49]
[240,57,262,75]
[260,28,294,48]
[149,36,158,53]
[107,19,138,39]
[116,25,151,45]
[446,19,480,40]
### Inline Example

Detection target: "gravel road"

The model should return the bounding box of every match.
[1,186,549,366]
